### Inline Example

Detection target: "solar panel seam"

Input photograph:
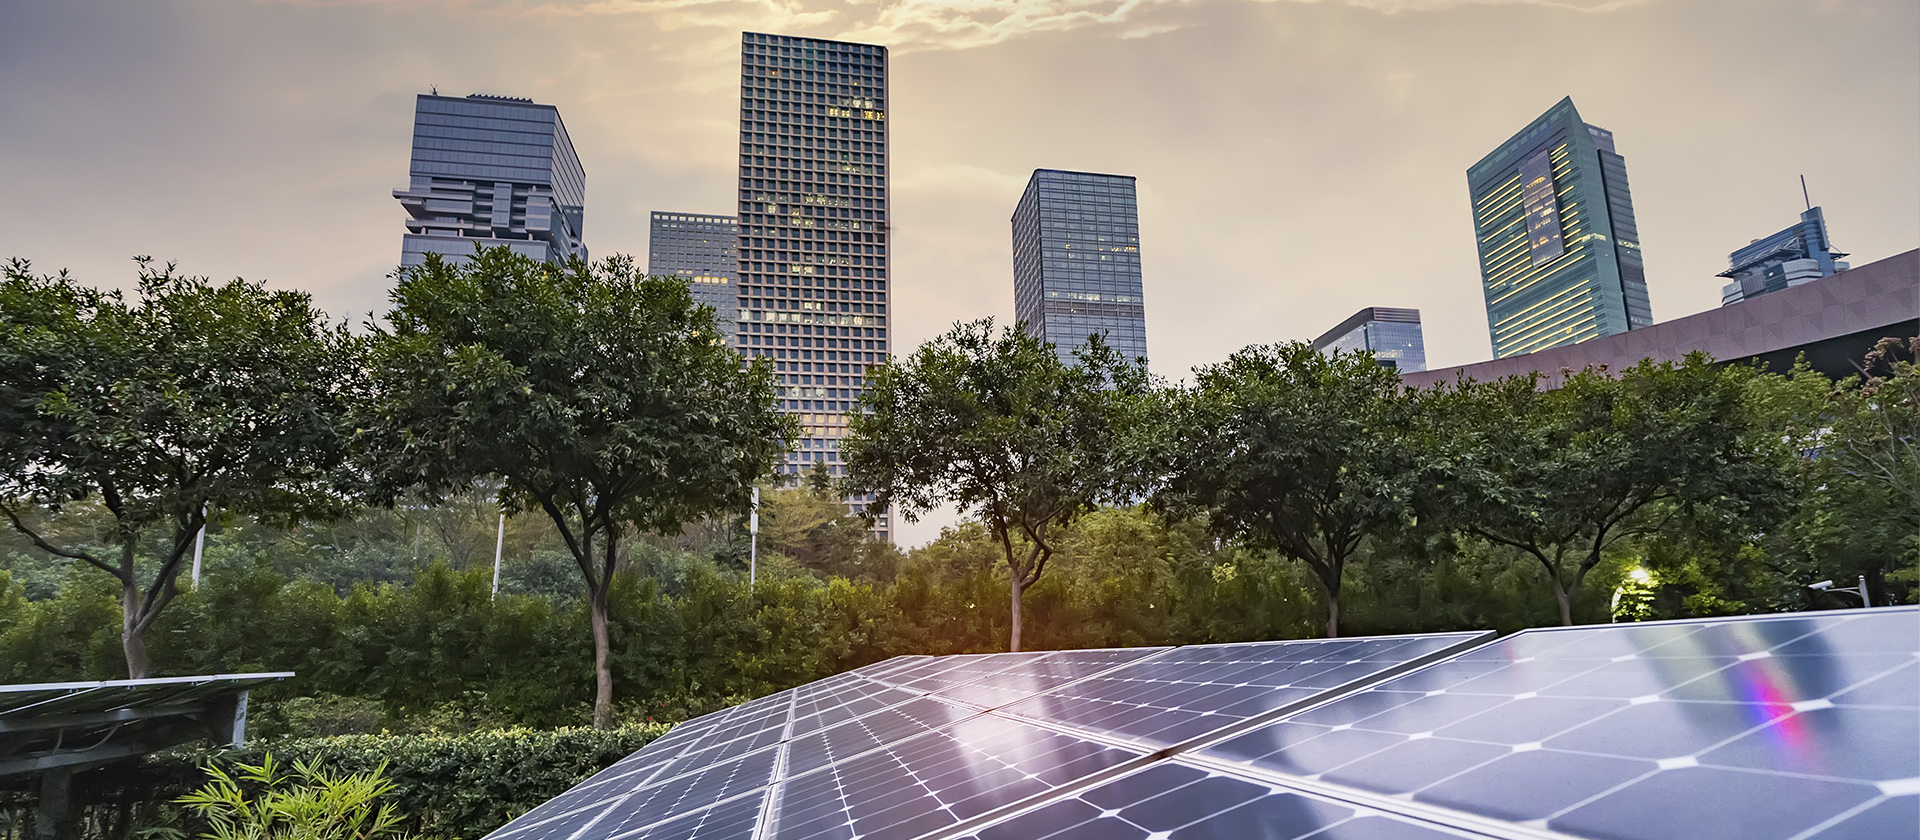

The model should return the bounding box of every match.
[1175,753,1578,840]
[991,632,1494,751]
[918,646,1178,711]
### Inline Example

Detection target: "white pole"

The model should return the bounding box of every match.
[492,512,506,600]
[1856,575,1870,608]
[750,487,760,587]
[190,504,207,587]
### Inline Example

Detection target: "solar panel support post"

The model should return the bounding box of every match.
[34,766,72,840]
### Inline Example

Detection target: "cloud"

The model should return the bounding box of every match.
[252,0,1653,53]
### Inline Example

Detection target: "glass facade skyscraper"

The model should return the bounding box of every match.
[392,93,586,268]
[734,32,891,540]
[648,211,739,335]
[1311,307,1426,372]
[1719,206,1849,306]
[1010,170,1148,365]
[1468,97,1649,359]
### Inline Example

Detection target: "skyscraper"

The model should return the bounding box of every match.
[648,211,739,334]
[1719,206,1849,306]
[392,93,586,268]
[1311,307,1426,372]
[1010,170,1148,365]
[1467,97,1649,359]
[734,32,891,539]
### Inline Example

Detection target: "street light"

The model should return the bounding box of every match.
[1808,576,1872,607]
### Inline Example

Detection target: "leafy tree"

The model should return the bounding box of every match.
[0,258,353,677]
[1156,342,1414,638]
[354,249,792,727]
[758,478,899,581]
[1430,355,1796,625]
[844,320,1149,651]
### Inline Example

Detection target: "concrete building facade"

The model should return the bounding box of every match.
[734,32,891,539]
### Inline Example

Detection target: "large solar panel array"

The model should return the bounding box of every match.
[485,607,1918,840]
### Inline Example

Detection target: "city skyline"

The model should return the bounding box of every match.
[4,0,1915,545]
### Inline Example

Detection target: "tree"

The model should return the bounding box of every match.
[1155,342,1413,638]
[843,320,1150,652]
[0,258,353,677]
[355,249,792,727]
[1430,355,1797,626]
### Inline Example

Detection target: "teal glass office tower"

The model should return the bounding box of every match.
[735,32,891,539]
[1468,97,1650,359]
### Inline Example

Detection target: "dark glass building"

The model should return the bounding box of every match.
[392,93,586,267]
[1010,170,1148,365]
[1719,206,1849,306]
[1311,307,1426,372]
[734,32,891,538]
[1467,97,1649,359]
[648,211,739,335]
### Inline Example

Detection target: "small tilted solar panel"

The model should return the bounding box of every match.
[483,607,1918,840]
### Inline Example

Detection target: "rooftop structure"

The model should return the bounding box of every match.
[393,93,587,268]
[1721,206,1849,306]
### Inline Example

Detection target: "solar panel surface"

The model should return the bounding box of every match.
[483,607,1916,840]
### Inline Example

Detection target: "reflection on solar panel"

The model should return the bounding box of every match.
[483,607,1918,840]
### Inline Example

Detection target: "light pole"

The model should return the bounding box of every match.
[1808,576,1871,608]
[491,512,506,600]
[749,487,760,587]
[190,504,207,587]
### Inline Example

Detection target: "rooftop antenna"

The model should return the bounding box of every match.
[431,85,438,95]
[1800,174,1811,211]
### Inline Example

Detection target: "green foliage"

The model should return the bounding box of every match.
[355,248,794,726]
[176,753,407,840]
[0,257,354,677]
[845,319,1151,651]
[1156,342,1415,637]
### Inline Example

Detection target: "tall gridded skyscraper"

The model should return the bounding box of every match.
[1468,97,1649,359]
[1011,170,1148,365]
[648,212,739,335]
[393,93,586,267]
[734,33,891,538]
[1311,307,1426,372]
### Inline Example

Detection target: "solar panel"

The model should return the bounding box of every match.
[1194,607,1919,840]
[485,608,1917,840]
[996,633,1488,750]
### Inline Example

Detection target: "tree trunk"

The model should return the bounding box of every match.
[1324,591,1341,639]
[121,578,150,679]
[1552,577,1574,626]
[589,585,613,729]
[1009,573,1025,653]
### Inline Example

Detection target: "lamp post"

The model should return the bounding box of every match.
[750,487,760,587]
[1808,576,1871,608]
[491,512,506,600]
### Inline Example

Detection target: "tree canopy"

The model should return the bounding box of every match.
[843,320,1151,651]
[0,257,353,676]
[353,248,793,726]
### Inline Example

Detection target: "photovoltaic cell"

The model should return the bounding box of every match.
[927,647,1170,709]
[1198,608,1920,840]
[960,760,1483,840]
[881,651,1054,694]
[785,696,981,777]
[997,633,1487,749]
[769,713,1145,840]
[603,790,766,840]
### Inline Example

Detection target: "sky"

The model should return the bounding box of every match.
[2,0,1915,546]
